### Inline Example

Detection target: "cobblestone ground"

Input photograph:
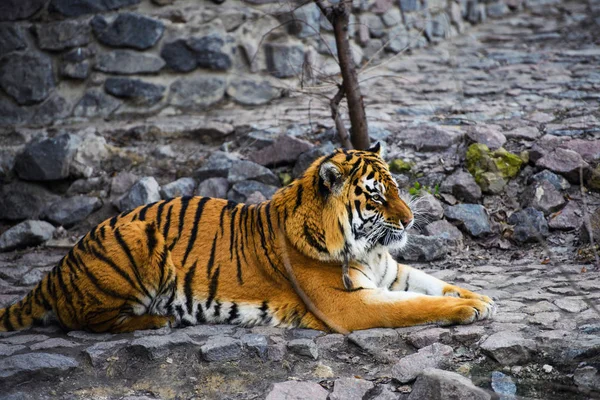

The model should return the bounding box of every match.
[2,1,600,399]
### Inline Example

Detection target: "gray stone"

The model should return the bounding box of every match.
[200,336,242,362]
[292,142,336,178]
[398,0,419,11]
[504,126,540,140]
[60,60,90,80]
[29,338,80,351]
[188,33,234,71]
[529,170,570,191]
[573,366,600,392]
[91,13,164,50]
[453,325,486,343]
[522,180,566,216]
[349,328,398,348]
[508,207,549,243]
[403,126,464,151]
[330,377,375,400]
[226,78,279,106]
[265,43,304,78]
[548,201,582,230]
[289,329,326,340]
[49,0,141,17]
[195,152,237,181]
[266,381,328,400]
[408,368,491,400]
[19,268,45,286]
[0,220,55,252]
[444,204,491,237]
[407,328,450,349]
[181,324,236,339]
[487,1,508,18]
[440,170,482,203]
[412,193,444,221]
[118,177,161,211]
[169,76,227,109]
[287,338,318,359]
[0,353,79,379]
[391,343,454,383]
[382,7,402,26]
[73,88,121,118]
[105,77,166,107]
[396,234,447,261]
[479,331,536,365]
[0,53,54,105]
[467,125,506,150]
[491,371,516,398]
[0,26,26,56]
[0,0,45,21]
[553,297,588,313]
[129,332,196,360]
[196,177,229,199]
[289,3,320,38]
[160,39,197,72]
[386,24,410,54]
[43,196,102,227]
[0,181,59,220]
[535,148,588,183]
[0,343,26,356]
[424,220,464,247]
[35,20,90,51]
[361,13,385,38]
[15,133,80,181]
[95,50,165,74]
[1,334,50,345]
[241,334,268,358]
[229,160,279,186]
[249,135,313,166]
[561,139,600,163]
[160,177,196,199]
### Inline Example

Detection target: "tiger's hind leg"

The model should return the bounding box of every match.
[110,315,174,333]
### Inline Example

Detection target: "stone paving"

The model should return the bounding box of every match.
[1,1,600,399]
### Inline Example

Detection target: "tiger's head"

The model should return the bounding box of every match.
[280,143,414,262]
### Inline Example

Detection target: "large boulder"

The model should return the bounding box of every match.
[118,177,161,211]
[444,204,492,237]
[408,368,491,400]
[0,53,54,105]
[0,181,60,220]
[0,220,55,252]
[14,133,80,181]
[43,196,102,227]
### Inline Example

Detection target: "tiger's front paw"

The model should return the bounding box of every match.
[441,298,496,326]
[443,285,495,306]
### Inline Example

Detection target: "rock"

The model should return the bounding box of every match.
[160,177,196,199]
[118,177,161,212]
[0,181,59,220]
[424,220,463,247]
[287,339,318,359]
[508,207,549,243]
[504,126,540,140]
[349,328,399,349]
[467,125,507,150]
[548,201,582,230]
[395,234,447,261]
[391,343,454,383]
[289,3,320,38]
[60,59,90,80]
[188,33,234,71]
[249,135,313,166]
[241,334,268,358]
[229,160,279,186]
[226,78,280,106]
[360,13,385,37]
[0,25,26,56]
[491,371,517,398]
[129,332,196,359]
[0,220,55,252]
[412,193,444,221]
[289,329,326,340]
[29,338,80,351]
[105,77,166,107]
[553,297,588,313]
[403,126,463,151]
[2,334,50,345]
[35,20,90,51]
[73,88,121,118]
[453,325,486,343]
[522,180,566,216]
[91,13,164,50]
[169,76,227,109]
[292,142,336,178]
[68,135,110,178]
[386,24,409,54]
[0,353,79,380]
[407,328,450,349]
[195,152,237,181]
[265,43,304,78]
[529,170,570,191]
[409,368,491,400]
[84,340,129,367]
[15,133,80,181]
[95,50,165,74]
[330,378,374,400]
[0,0,45,21]
[479,331,536,365]
[535,148,588,183]
[466,144,523,192]
[546,116,600,137]
[266,381,328,400]
[444,204,491,237]
[440,170,482,203]
[573,366,600,392]
[160,39,197,72]
[196,177,229,199]
[0,343,26,357]
[0,53,54,105]
[398,0,419,11]
[561,139,600,163]
[43,196,102,227]
[49,0,141,17]
[200,336,242,362]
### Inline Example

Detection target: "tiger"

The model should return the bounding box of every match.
[0,143,495,333]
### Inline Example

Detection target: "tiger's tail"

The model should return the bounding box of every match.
[0,272,55,332]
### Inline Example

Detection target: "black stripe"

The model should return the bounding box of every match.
[404,272,410,291]
[348,160,362,177]
[177,196,192,235]
[109,216,118,228]
[56,267,76,322]
[228,207,238,261]
[294,185,303,212]
[333,286,368,292]
[157,243,169,288]
[88,245,140,294]
[255,206,286,279]
[146,222,158,255]
[184,261,198,315]
[218,206,228,237]
[175,305,185,319]
[155,200,166,229]
[206,233,218,279]
[138,203,153,221]
[227,302,239,323]
[100,225,106,240]
[115,228,152,298]
[205,265,220,309]
[3,305,14,331]
[265,203,275,239]
[304,225,328,254]
[182,197,211,267]
[350,266,370,280]
[259,301,269,322]
[77,257,144,305]
[354,200,366,222]
[213,300,221,317]
[195,304,206,323]
[163,204,173,240]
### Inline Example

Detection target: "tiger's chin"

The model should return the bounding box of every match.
[382,231,408,252]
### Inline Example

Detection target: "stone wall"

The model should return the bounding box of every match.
[0,0,542,128]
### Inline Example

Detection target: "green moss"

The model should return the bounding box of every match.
[279,172,293,186]
[466,143,523,192]
[587,165,600,191]
[389,159,412,173]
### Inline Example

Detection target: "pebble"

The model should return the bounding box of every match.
[444,204,492,237]
[160,177,196,199]
[479,331,536,365]
[200,336,242,362]
[508,207,549,243]
[440,170,482,203]
[118,177,161,212]
[391,343,454,383]
[330,377,374,400]
[490,371,517,398]
[287,338,319,360]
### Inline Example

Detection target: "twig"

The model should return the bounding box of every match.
[330,84,353,149]
[580,166,600,270]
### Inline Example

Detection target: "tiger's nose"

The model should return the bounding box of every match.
[401,217,414,229]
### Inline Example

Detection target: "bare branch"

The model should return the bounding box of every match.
[330,84,352,149]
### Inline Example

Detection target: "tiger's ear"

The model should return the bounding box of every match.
[319,161,344,193]
[368,142,384,157]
